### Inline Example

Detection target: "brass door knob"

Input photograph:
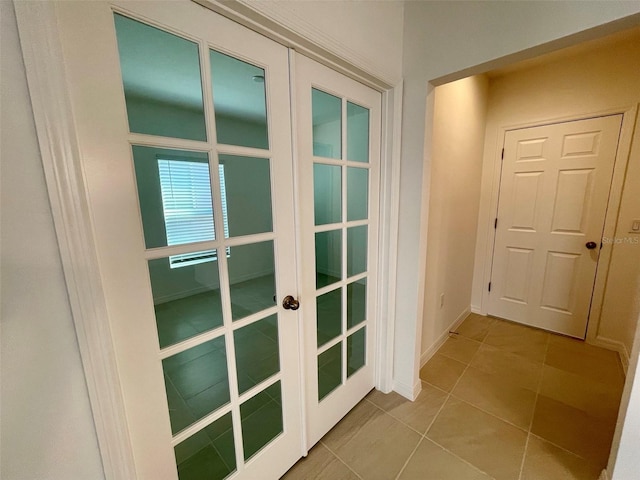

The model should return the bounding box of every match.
[282,295,300,310]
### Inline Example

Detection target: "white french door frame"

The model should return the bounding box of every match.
[476,107,638,350]
[14,1,402,478]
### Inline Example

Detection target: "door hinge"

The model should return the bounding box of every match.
[501,148,504,160]
[488,282,492,292]
[494,218,498,229]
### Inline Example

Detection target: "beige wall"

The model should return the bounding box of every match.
[420,75,489,361]
[471,29,640,361]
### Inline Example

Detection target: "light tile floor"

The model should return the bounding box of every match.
[283,314,626,480]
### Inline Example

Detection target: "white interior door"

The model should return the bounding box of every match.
[54,1,303,478]
[294,54,381,446]
[489,115,622,338]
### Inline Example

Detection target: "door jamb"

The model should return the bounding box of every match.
[14,1,402,478]
[478,106,638,355]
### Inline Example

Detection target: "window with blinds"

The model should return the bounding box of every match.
[158,158,229,268]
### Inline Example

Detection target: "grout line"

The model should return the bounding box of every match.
[319,440,363,479]
[394,436,424,480]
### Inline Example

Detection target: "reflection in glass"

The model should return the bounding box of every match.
[347,226,367,277]
[234,315,280,394]
[347,102,370,163]
[312,88,342,159]
[133,146,214,249]
[314,164,342,225]
[240,382,283,460]
[210,50,269,149]
[315,230,341,289]
[347,167,368,221]
[114,14,206,141]
[316,289,342,347]
[219,155,272,237]
[347,328,366,377]
[228,241,276,320]
[175,413,236,480]
[318,344,342,401]
[163,337,230,435]
[149,254,223,348]
[347,279,366,329]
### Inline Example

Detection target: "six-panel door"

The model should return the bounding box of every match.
[489,115,622,338]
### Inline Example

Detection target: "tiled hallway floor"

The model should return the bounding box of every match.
[283,314,626,480]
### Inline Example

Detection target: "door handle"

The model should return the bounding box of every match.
[282,295,300,310]
[585,241,598,250]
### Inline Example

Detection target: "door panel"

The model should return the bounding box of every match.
[489,115,622,337]
[55,1,301,478]
[295,53,381,446]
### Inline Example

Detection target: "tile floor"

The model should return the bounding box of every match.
[283,313,626,480]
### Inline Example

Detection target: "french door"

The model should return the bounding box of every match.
[43,1,381,479]
[295,55,381,446]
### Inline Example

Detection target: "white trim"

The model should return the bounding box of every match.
[193,0,393,91]
[13,2,136,478]
[420,307,470,368]
[376,82,403,393]
[393,379,423,402]
[599,468,610,480]
[15,1,400,478]
[591,337,631,377]
[470,304,482,315]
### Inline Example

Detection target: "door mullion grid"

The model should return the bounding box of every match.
[340,97,348,386]
[199,36,249,475]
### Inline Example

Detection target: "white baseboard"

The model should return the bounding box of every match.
[591,336,630,377]
[470,304,483,314]
[420,307,471,368]
[394,378,422,401]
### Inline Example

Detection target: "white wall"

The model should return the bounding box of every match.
[470,30,640,361]
[244,0,405,83]
[0,1,105,478]
[396,0,640,400]
[420,75,488,362]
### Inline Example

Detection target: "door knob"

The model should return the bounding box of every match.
[282,295,300,310]
[585,241,598,250]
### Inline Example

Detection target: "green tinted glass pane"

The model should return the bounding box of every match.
[312,89,341,159]
[133,146,214,249]
[315,230,341,289]
[347,167,368,221]
[175,413,236,480]
[347,328,366,377]
[314,164,342,225]
[228,241,276,320]
[347,102,369,163]
[234,315,279,394]
[163,337,229,435]
[149,254,223,348]
[318,343,342,400]
[210,50,269,149]
[219,155,272,238]
[347,226,367,277]
[347,279,366,329]
[240,382,283,460]
[317,288,342,347]
[114,14,206,141]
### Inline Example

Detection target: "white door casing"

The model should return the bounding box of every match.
[18,1,384,478]
[489,115,622,338]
